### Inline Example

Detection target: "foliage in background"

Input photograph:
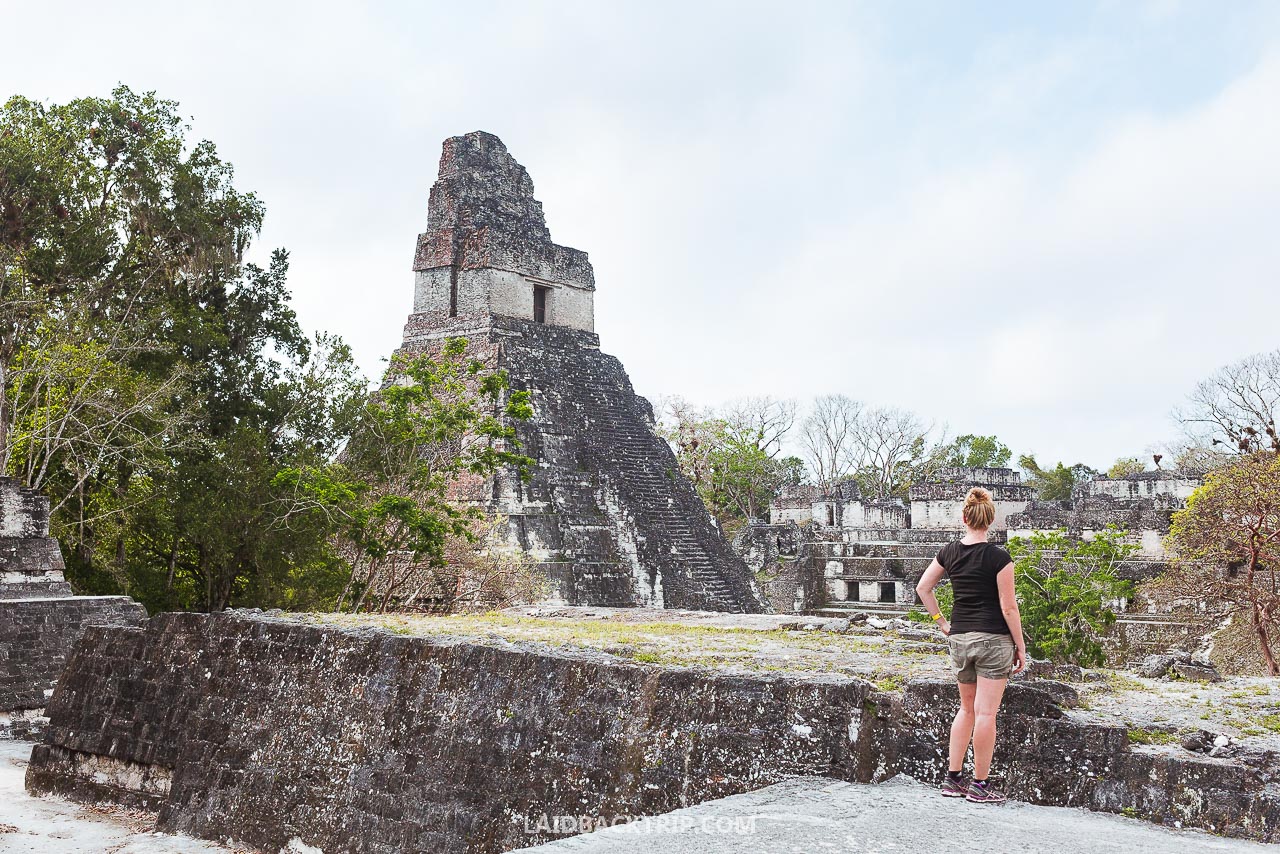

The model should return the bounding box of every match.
[1165,452,1280,675]
[659,396,802,534]
[280,340,535,613]
[1177,349,1280,456]
[1018,454,1096,501]
[1007,528,1136,666]
[939,434,1012,469]
[906,580,953,623]
[1,87,545,615]
[1106,457,1147,478]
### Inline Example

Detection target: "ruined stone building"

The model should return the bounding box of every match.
[393,132,762,613]
[0,477,145,739]
[742,467,1032,613]
[743,466,1205,654]
[1007,470,1201,558]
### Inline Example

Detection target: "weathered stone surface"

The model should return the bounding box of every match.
[509,775,1277,854]
[1136,653,1179,679]
[0,477,72,599]
[396,133,762,613]
[29,612,870,852]
[0,478,148,740]
[25,612,1280,851]
[412,131,594,289]
[1172,661,1223,683]
[0,596,146,740]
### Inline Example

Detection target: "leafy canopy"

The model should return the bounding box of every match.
[1007,528,1136,666]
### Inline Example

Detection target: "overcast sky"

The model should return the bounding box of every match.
[5,1,1279,469]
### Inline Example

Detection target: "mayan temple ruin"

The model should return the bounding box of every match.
[0,478,145,739]
[394,131,762,613]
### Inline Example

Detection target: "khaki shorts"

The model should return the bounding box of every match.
[948,631,1015,683]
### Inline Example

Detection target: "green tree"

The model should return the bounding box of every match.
[1165,453,1280,675]
[1007,528,1136,666]
[659,397,803,534]
[940,434,1012,469]
[1107,457,1146,478]
[1019,454,1096,501]
[1,86,261,478]
[296,339,535,613]
[1,86,370,612]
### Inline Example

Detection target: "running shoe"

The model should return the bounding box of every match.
[966,780,1007,804]
[940,776,968,798]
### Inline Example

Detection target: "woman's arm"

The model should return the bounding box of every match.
[996,562,1027,674]
[915,559,951,636]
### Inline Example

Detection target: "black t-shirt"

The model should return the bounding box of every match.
[936,541,1013,635]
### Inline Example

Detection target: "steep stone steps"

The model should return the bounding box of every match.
[498,328,761,613]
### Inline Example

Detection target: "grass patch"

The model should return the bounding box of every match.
[1257,714,1280,733]
[1127,727,1179,746]
[875,674,906,692]
[1103,672,1147,693]
[286,611,895,677]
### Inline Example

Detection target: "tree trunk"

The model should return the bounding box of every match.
[0,351,9,475]
[164,539,179,590]
[335,555,360,612]
[1254,600,1279,676]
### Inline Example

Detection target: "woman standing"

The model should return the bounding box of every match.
[915,487,1027,804]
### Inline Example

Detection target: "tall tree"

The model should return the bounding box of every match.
[722,396,796,459]
[1,87,261,479]
[849,405,933,500]
[1177,349,1280,456]
[799,394,862,493]
[1165,452,1280,675]
[1,86,372,612]
[1019,454,1095,501]
[939,434,1012,469]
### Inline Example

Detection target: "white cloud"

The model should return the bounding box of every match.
[3,1,1278,471]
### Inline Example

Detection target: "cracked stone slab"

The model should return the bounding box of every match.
[508,775,1274,854]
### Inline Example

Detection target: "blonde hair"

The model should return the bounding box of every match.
[962,486,995,529]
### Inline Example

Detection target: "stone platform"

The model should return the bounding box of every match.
[0,596,147,740]
[22,608,1280,852]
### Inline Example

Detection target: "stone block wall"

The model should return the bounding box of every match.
[412,267,596,334]
[0,477,73,598]
[26,612,1280,851]
[0,596,146,739]
[29,613,871,852]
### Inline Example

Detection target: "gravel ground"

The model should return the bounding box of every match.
[0,741,243,854]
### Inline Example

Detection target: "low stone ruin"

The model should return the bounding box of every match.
[743,467,1031,614]
[1008,470,1201,558]
[0,477,146,739]
[741,468,1208,658]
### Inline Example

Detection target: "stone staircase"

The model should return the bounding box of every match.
[498,321,761,613]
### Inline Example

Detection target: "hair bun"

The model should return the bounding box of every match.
[962,487,996,528]
[964,487,992,504]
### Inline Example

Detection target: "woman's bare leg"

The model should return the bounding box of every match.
[972,676,1008,779]
[949,681,977,772]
